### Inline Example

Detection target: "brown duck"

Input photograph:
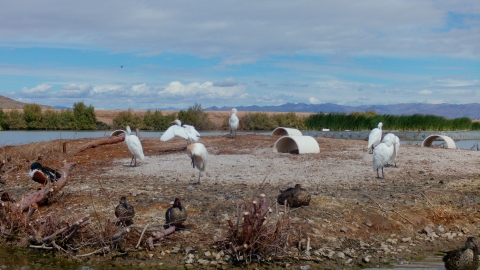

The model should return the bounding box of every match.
[277,184,311,207]
[165,198,188,227]
[443,236,480,270]
[115,196,135,226]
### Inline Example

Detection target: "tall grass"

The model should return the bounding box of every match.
[222,112,306,131]
[305,112,474,131]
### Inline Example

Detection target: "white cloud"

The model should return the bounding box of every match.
[309,97,319,104]
[420,89,433,94]
[0,0,478,58]
[21,84,53,95]
[213,77,238,87]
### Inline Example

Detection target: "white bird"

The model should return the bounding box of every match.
[367,122,383,153]
[372,139,394,179]
[382,133,400,167]
[186,143,208,184]
[110,126,145,167]
[160,120,200,145]
[229,108,239,138]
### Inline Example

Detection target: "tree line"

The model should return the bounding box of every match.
[0,103,478,131]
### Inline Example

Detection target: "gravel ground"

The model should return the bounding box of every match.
[1,134,480,269]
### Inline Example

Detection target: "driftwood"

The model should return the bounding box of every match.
[146,226,176,250]
[39,216,90,244]
[12,162,76,213]
[73,135,125,155]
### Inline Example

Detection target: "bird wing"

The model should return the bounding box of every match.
[126,135,145,160]
[183,125,200,142]
[229,115,239,128]
[160,125,189,141]
[30,170,49,185]
[367,128,382,148]
[110,129,126,137]
[183,125,201,137]
[372,143,393,171]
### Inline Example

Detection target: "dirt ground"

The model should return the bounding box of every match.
[1,134,480,269]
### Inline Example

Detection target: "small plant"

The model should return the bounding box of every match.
[219,194,292,264]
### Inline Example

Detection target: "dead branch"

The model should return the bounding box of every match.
[110,227,130,243]
[146,226,176,250]
[75,246,111,257]
[40,216,89,244]
[73,135,125,155]
[136,223,149,249]
[12,162,77,213]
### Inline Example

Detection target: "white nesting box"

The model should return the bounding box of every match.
[422,134,456,149]
[273,136,320,154]
[271,127,303,136]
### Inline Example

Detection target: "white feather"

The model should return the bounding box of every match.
[367,122,383,151]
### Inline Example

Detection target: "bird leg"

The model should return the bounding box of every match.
[191,157,195,168]
[129,156,136,167]
[381,167,385,179]
[197,172,201,184]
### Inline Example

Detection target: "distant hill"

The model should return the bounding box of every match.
[0,95,51,109]
[207,103,480,119]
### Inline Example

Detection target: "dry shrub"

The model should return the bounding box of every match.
[218,194,294,264]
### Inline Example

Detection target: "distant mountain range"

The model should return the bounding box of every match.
[207,103,480,119]
[1,95,478,119]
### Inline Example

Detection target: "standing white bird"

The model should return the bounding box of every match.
[229,108,239,138]
[372,139,394,179]
[382,133,400,167]
[367,122,383,154]
[186,143,208,184]
[110,126,145,167]
[161,120,200,145]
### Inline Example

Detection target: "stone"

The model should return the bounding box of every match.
[401,237,412,243]
[336,252,345,259]
[300,265,311,270]
[204,251,212,257]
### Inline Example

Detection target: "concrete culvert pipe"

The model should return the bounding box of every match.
[273,136,320,154]
[271,127,302,136]
[422,135,456,149]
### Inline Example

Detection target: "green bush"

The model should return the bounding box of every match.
[112,109,143,130]
[177,103,214,130]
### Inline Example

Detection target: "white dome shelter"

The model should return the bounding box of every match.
[422,134,456,149]
[273,136,320,154]
[271,127,302,136]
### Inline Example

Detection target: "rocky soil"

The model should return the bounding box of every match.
[1,133,480,269]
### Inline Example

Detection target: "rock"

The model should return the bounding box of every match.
[204,251,212,257]
[340,226,347,233]
[401,237,412,243]
[300,265,311,270]
[198,259,209,266]
[462,227,469,234]
[363,256,370,263]
[423,226,433,237]
[437,225,445,233]
[216,251,224,260]
[185,258,194,264]
[185,246,194,254]
[148,253,154,259]
[336,252,346,259]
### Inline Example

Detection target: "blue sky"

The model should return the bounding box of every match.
[0,0,478,110]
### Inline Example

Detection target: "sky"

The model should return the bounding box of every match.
[0,0,479,110]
